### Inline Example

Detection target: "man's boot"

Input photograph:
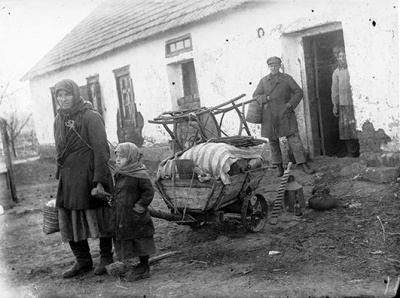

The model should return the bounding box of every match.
[300,163,315,175]
[275,163,284,177]
[62,240,93,278]
[94,237,114,275]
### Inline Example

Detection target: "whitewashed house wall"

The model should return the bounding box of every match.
[29,0,398,157]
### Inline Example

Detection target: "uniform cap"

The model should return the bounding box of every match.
[267,56,282,65]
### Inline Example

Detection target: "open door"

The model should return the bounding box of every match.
[303,30,346,157]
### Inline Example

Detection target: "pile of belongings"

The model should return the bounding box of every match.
[308,184,338,210]
[157,142,263,185]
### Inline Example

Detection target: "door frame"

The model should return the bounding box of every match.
[282,22,343,159]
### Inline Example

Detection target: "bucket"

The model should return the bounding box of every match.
[246,100,262,124]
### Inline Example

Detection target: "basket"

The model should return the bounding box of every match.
[43,204,60,235]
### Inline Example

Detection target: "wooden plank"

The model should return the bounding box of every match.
[216,174,245,205]
[163,183,222,211]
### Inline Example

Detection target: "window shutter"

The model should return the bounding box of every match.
[86,75,103,115]
[79,85,89,102]
[50,87,57,117]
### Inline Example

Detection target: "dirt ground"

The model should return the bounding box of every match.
[1,152,400,298]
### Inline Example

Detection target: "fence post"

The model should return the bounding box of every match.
[0,117,18,204]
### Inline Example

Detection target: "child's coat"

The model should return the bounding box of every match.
[112,173,155,240]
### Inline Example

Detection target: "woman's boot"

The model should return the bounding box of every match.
[94,237,114,275]
[62,240,93,278]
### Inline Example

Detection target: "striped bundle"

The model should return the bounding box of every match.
[179,142,262,184]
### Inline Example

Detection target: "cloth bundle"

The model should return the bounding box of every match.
[159,143,262,185]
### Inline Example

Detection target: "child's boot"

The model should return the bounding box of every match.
[124,264,150,281]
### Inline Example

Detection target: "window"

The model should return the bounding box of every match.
[166,34,192,57]
[86,74,103,116]
[113,65,138,125]
[166,59,200,111]
[50,78,102,117]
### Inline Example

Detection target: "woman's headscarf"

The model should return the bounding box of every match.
[114,142,150,179]
[53,79,92,154]
[54,79,85,116]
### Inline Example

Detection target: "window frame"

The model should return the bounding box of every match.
[165,34,192,58]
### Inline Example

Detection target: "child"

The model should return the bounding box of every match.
[112,142,156,281]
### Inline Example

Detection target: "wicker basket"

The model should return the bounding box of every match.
[43,204,60,235]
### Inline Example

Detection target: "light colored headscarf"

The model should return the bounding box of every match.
[114,142,150,179]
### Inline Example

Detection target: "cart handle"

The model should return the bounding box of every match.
[150,94,249,122]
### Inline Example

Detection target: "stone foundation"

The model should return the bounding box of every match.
[358,120,400,168]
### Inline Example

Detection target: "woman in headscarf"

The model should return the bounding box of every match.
[112,142,156,281]
[331,49,360,157]
[53,79,113,278]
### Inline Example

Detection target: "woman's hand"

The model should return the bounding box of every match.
[333,104,339,117]
[96,183,105,192]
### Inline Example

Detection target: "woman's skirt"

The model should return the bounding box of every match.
[339,105,358,140]
[114,237,156,261]
[58,207,113,242]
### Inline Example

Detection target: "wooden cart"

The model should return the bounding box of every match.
[151,165,269,232]
[148,94,271,232]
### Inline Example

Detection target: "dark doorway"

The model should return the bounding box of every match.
[303,30,346,157]
[182,60,199,98]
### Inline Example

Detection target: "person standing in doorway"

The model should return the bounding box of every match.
[253,56,315,177]
[331,49,360,157]
[53,79,114,278]
[331,45,342,71]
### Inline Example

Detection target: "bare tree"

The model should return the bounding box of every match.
[6,109,32,157]
[0,81,22,108]
[0,82,10,107]
[1,76,33,158]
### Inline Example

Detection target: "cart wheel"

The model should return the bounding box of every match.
[241,193,268,232]
[189,221,206,230]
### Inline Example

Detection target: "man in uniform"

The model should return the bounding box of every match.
[253,56,315,177]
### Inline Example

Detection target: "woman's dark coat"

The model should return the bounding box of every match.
[55,107,112,210]
[253,72,303,139]
[112,174,155,240]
